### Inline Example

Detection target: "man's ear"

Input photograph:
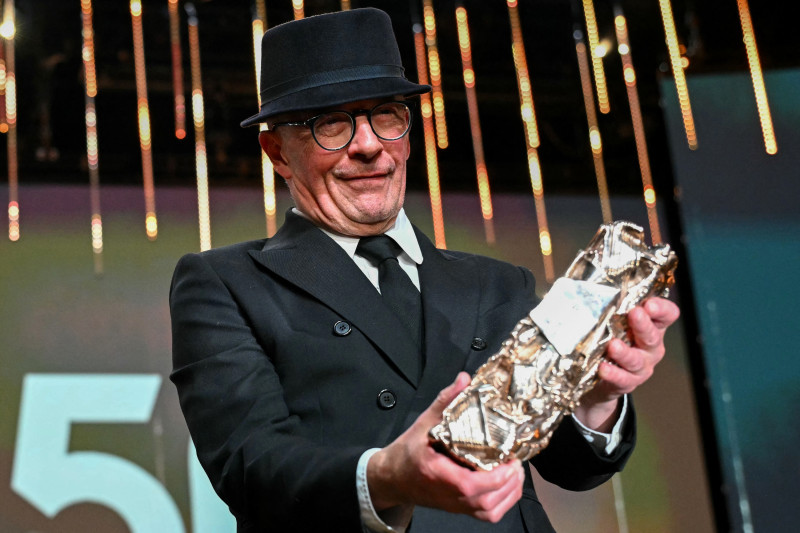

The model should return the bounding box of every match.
[259,130,291,179]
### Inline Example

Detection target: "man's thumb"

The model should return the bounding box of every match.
[428,371,471,419]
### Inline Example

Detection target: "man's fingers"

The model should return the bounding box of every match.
[627,307,662,350]
[644,297,680,327]
[469,462,525,522]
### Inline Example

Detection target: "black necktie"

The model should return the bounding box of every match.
[356,235,423,350]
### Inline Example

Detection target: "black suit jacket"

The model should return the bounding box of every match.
[170,212,635,532]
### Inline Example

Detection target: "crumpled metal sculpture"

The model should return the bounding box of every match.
[430,221,678,470]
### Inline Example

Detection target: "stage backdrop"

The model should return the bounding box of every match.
[1,185,712,532]
[661,68,800,532]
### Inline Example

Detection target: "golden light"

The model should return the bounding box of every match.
[413,24,446,249]
[423,0,448,149]
[130,0,157,240]
[644,186,656,207]
[582,0,610,114]
[188,8,212,251]
[594,40,610,58]
[624,66,636,85]
[0,20,15,40]
[9,201,19,241]
[589,127,602,153]
[507,0,554,281]
[613,6,662,243]
[575,36,612,223]
[659,0,698,149]
[292,0,304,21]
[455,6,495,244]
[539,231,552,256]
[737,0,778,154]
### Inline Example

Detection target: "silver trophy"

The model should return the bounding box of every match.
[430,221,677,470]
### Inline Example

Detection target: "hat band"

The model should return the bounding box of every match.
[259,64,406,106]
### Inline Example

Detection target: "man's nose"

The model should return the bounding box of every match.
[347,115,382,157]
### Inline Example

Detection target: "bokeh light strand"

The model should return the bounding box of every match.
[413,23,446,249]
[613,6,662,243]
[574,30,612,224]
[659,0,698,149]
[506,0,554,282]
[130,0,158,241]
[80,0,103,273]
[187,4,211,252]
[581,0,610,114]
[737,0,777,155]
[253,0,277,237]
[455,5,495,244]
[423,0,449,149]
[168,0,186,140]
[3,0,18,242]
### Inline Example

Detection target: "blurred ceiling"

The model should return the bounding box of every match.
[5,0,799,195]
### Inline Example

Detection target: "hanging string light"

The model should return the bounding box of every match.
[168,0,186,140]
[613,6,662,243]
[129,0,158,240]
[506,0,554,282]
[340,0,351,10]
[658,0,698,150]
[574,28,612,224]
[2,0,19,242]
[252,0,277,237]
[455,4,495,244]
[413,22,446,249]
[292,0,304,20]
[422,0,448,149]
[186,3,211,251]
[581,0,610,114]
[80,0,104,274]
[1,40,7,132]
[736,0,777,155]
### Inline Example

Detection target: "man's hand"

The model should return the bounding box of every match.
[574,297,680,432]
[367,372,525,523]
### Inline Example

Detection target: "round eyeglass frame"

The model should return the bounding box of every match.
[269,101,414,151]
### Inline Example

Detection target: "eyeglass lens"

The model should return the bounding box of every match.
[313,102,411,150]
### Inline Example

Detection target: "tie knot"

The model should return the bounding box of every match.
[357,235,402,264]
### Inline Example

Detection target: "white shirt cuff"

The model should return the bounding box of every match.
[357,448,414,533]
[572,395,629,455]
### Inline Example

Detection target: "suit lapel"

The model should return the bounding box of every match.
[248,212,423,387]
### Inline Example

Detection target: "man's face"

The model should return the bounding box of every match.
[260,98,411,237]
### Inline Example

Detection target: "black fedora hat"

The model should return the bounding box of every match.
[240,8,430,127]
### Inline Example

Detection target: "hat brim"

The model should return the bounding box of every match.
[240,77,431,127]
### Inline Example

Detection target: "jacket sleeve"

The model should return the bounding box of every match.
[169,252,364,530]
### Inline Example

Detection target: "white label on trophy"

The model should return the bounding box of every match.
[529,278,620,356]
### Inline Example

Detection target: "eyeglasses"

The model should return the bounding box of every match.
[270,101,413,151]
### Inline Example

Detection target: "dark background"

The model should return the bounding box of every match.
[7,0,799,198]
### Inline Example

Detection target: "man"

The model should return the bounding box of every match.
[170,8,679,532]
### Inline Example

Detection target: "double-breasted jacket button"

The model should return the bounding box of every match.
[377,389,397,409]
[333,320,351,336]
[471,337,487,350]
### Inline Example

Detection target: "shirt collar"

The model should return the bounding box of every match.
[291,207,423,265]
